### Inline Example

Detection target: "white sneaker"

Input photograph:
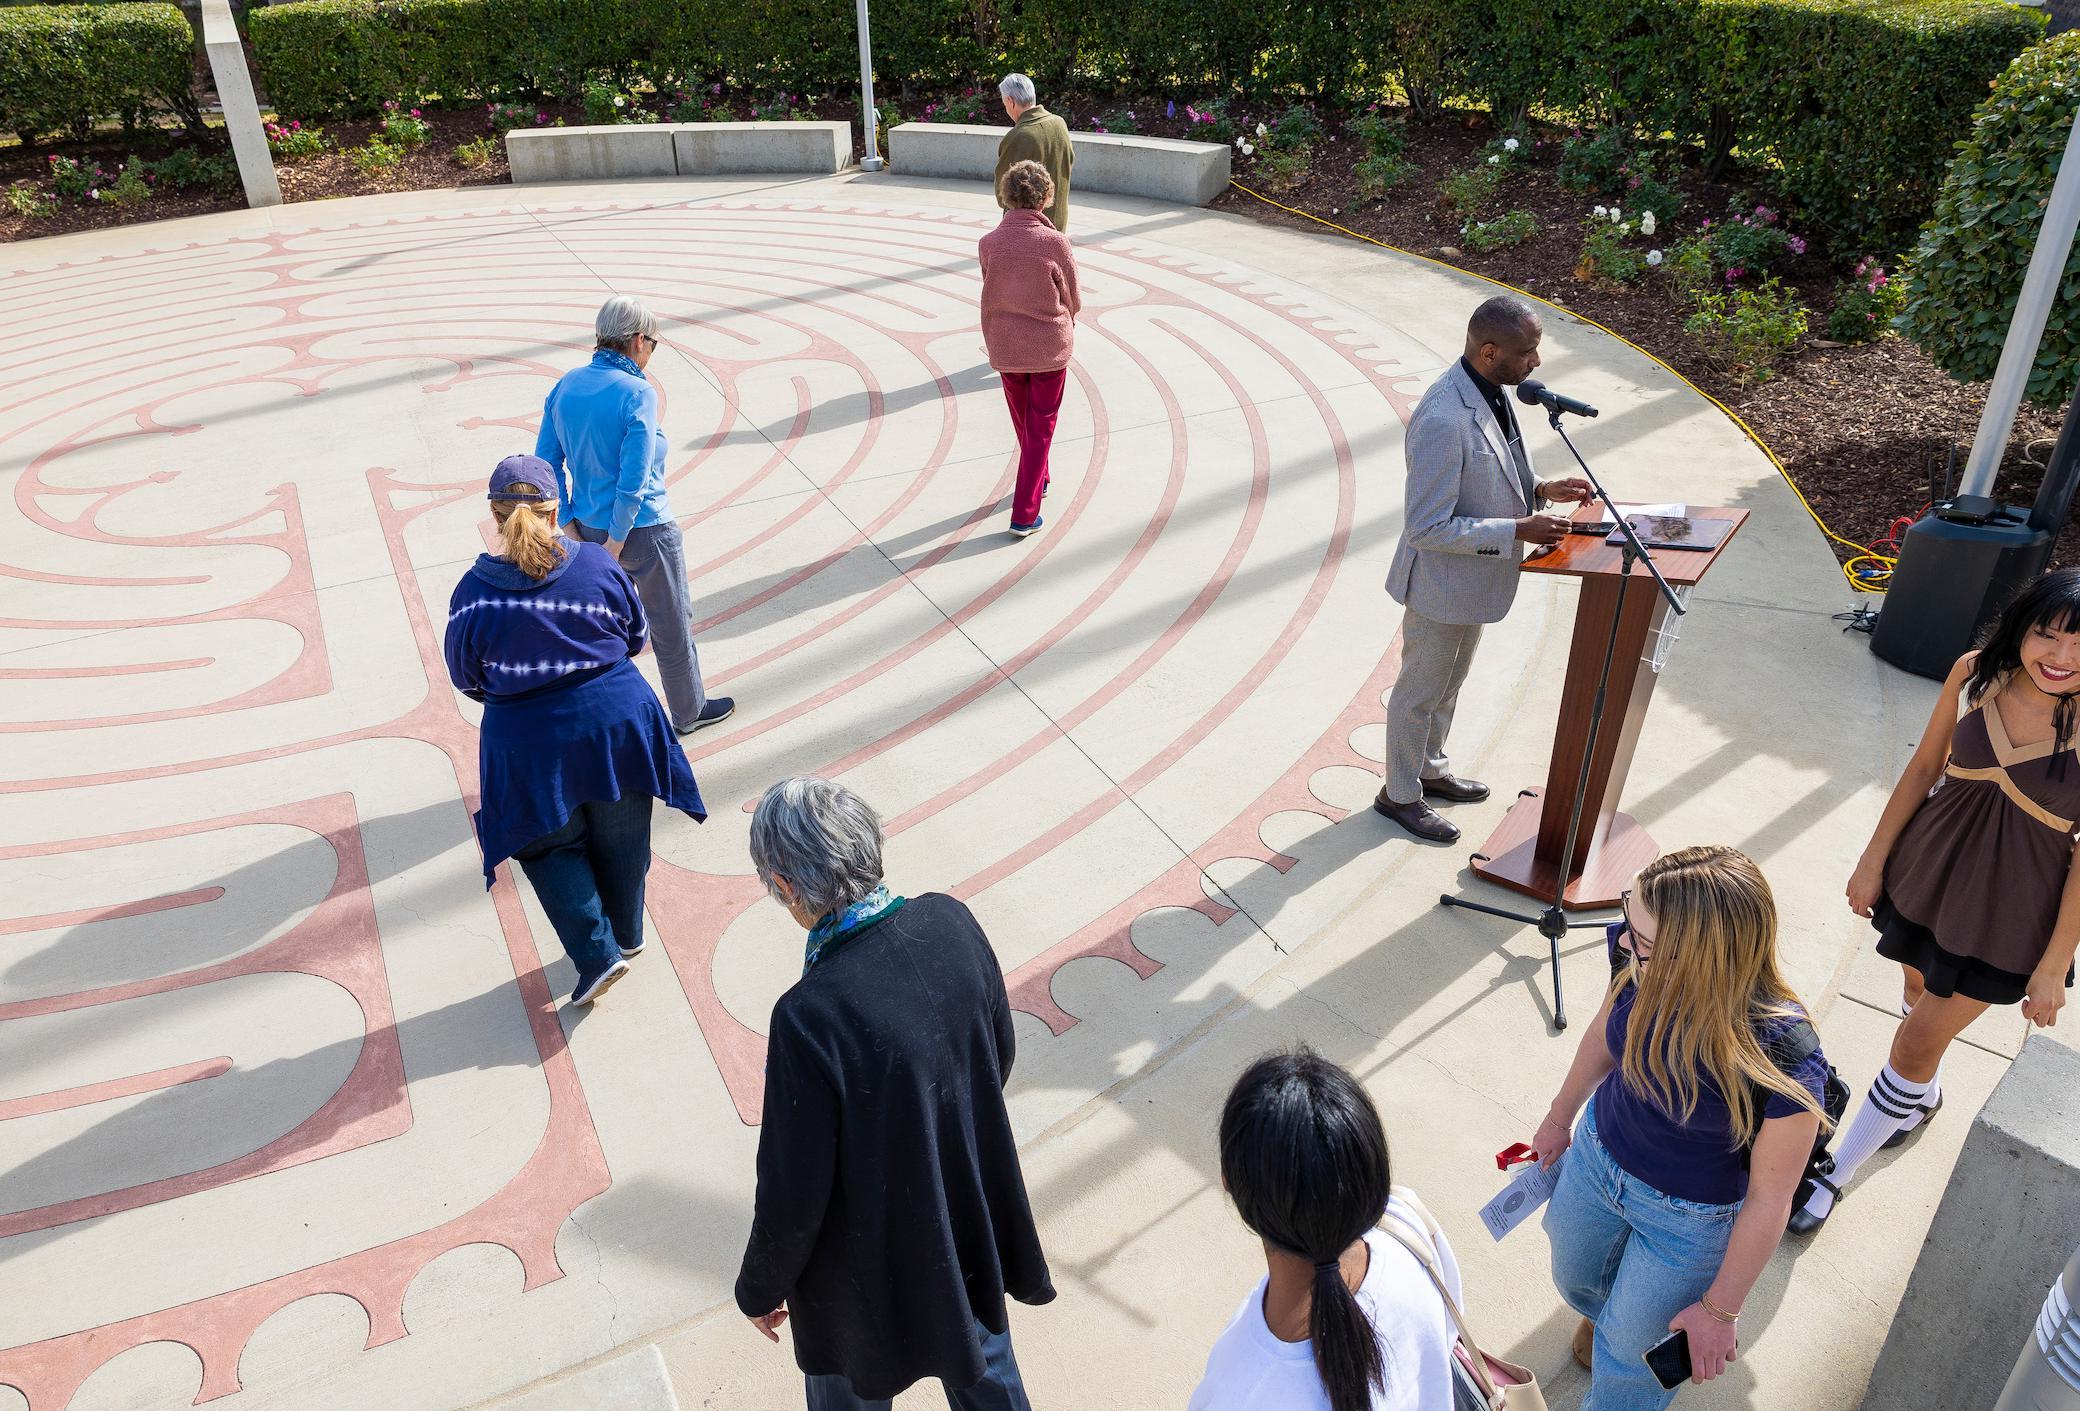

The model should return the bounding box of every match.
[571,959,631,1006]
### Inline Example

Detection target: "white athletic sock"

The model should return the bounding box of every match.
[1803,1063,1934,1219]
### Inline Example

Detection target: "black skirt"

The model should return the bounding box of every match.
[1874,896,2074,1006]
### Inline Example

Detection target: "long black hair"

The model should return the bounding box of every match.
[1968,568,2080,768]
[1219,1047,1393,1411]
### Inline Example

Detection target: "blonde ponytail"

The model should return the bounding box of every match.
[491,481,564,580]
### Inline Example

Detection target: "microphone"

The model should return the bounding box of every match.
[1516,379,1599,419]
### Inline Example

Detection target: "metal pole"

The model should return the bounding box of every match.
[1958,104,2080,498]
[855,0,884,172]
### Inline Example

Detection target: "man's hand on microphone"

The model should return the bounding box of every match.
[1539,477,1594,504]
[1515,513,1572,546]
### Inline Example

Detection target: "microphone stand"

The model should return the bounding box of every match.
[1438,404,1685,1031]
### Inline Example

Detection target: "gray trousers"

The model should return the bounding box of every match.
[575,519,707,728]
[1384,607,1484,805]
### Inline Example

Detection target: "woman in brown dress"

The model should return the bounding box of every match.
[1792,568,2080,1234]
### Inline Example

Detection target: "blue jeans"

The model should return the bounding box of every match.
[1544,1099,1741,1411]
[804,1323,1031,1411]
[573,519,707,728]
[510,793,653,987]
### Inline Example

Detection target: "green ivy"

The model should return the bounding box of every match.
[1899,30,2080,409]
[0,3,200,143]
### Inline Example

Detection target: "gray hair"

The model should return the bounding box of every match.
[998,73,1037,106]
[595,295,657,351]
[748,776,885,918]
[1467,294,1540,347]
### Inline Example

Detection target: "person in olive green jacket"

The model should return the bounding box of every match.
[994,73,1073,232]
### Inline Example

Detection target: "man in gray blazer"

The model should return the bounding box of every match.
[1376,296,1591,843]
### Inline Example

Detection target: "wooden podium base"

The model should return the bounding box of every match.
[1467,788,1659,910]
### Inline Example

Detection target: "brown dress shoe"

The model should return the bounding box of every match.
[1572,1316,1594,1369]
[1422,773,1491,804]
[1372,791,1461,843]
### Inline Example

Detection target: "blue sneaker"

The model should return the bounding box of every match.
[677,696,735,735]
[571,958,631,1007]
[1010,517,1043,538]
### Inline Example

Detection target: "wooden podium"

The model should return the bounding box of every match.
[1468,506,1749,908]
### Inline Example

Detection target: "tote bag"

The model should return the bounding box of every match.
[1376,1187,1547,1411]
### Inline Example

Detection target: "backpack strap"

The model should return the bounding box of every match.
[1377,1188,1500,1405]
[1743,1015,1822,1150]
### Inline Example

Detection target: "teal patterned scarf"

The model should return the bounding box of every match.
[592,346,646,380]
[802,885,905,975]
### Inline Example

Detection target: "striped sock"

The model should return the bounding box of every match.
[1801,1063,1934,1220]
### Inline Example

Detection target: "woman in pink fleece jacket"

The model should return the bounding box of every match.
[979,159,1081,536]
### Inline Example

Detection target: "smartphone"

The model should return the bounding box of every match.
[1643,1329,1692,1390]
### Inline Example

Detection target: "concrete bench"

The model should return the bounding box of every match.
[506,121,851,184]
[1860,1035,2080,1409]
[886,122,1231,206]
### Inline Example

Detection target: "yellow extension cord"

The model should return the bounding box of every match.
[1227,180,1892,592]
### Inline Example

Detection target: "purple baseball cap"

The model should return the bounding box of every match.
[488,454,556,502]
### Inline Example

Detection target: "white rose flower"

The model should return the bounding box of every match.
[1640,210,1657,236]
[1610,207,1623,224]
[1240,141,1255,155]
[1593,205,1608,218]
[1503,137,1519,152]
[1256,122,1267,137]
[1488,154,1500,165]
[1646,249,1664,267]
[613,96,626,108]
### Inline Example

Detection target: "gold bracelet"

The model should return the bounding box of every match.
[1700,1293,1741,1324]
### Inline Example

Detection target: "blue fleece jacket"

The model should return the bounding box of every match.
[535,351,674,544]
[443,540,647,700]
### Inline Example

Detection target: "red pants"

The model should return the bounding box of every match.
[1000,368,1066,526]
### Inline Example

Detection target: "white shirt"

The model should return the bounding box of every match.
[1187,1196,1464,1411]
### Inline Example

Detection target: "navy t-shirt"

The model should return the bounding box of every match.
[1592,981,1829,1205]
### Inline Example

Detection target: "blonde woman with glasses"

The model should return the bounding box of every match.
[1522,846,1831,1409]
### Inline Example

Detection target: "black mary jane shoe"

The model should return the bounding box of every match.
[1787,1174,1840,1237]
[1882,1090,1943,1150]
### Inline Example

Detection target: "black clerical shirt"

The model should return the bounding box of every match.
[1460,354,1520,446]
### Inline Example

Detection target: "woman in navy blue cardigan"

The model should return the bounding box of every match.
[444,455,707,1005]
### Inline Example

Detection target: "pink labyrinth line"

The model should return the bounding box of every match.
[0,197,1432,1404]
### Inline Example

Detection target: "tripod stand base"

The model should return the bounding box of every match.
[1468,789,1658,909]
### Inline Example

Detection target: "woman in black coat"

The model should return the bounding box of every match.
[736,775,1053,1411]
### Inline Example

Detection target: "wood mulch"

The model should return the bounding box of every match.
[5,86,2068,573]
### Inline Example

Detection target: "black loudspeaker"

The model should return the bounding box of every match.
[1870,500,2053,680]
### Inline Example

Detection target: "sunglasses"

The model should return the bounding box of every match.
[1618,889,1660,964]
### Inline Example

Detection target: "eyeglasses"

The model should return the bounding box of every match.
[1618,889,1657,964]
[638,333,660,348]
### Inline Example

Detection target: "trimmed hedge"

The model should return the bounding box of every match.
[0,2,199,143]
[250,0,2043,243]
[1900,30,2080,410]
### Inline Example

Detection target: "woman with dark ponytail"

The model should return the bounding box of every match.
[1189,1047,1463,1411]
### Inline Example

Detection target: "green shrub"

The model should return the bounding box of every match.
[148,147,238,193]
[1093,107,1140,135]
[749,91,817,122]
[1827,256,1908,343]
[1439,162,1506,217]
[487,100,546,132]
[1703,201,1807,281]
[0,2,200,143]
[1558,126,1629,194]
[265,118,332,162]
[1462,209,1537,251]
[380,100,432,147]
[351,139,402,175]
[583,81,629,125]
[103,157,151,207]
[1683,277,1809,383]
[454,134,497,167]
[1354,149,1416,200]
[240,0,2040,246]
[1900,30,2080,409]
[1659,234,1717,301]
[922,87,992,124]
[6,181,56,218]
[1579,208,1649,283]
[46,154,109,200]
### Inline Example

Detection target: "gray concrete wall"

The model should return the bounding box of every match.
[1861,1035,2080,1410]
[672,121,848,176]
[887,122,1232,205]
[507,126,678,183]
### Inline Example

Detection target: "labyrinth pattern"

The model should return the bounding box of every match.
[0,197,1436,1409]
